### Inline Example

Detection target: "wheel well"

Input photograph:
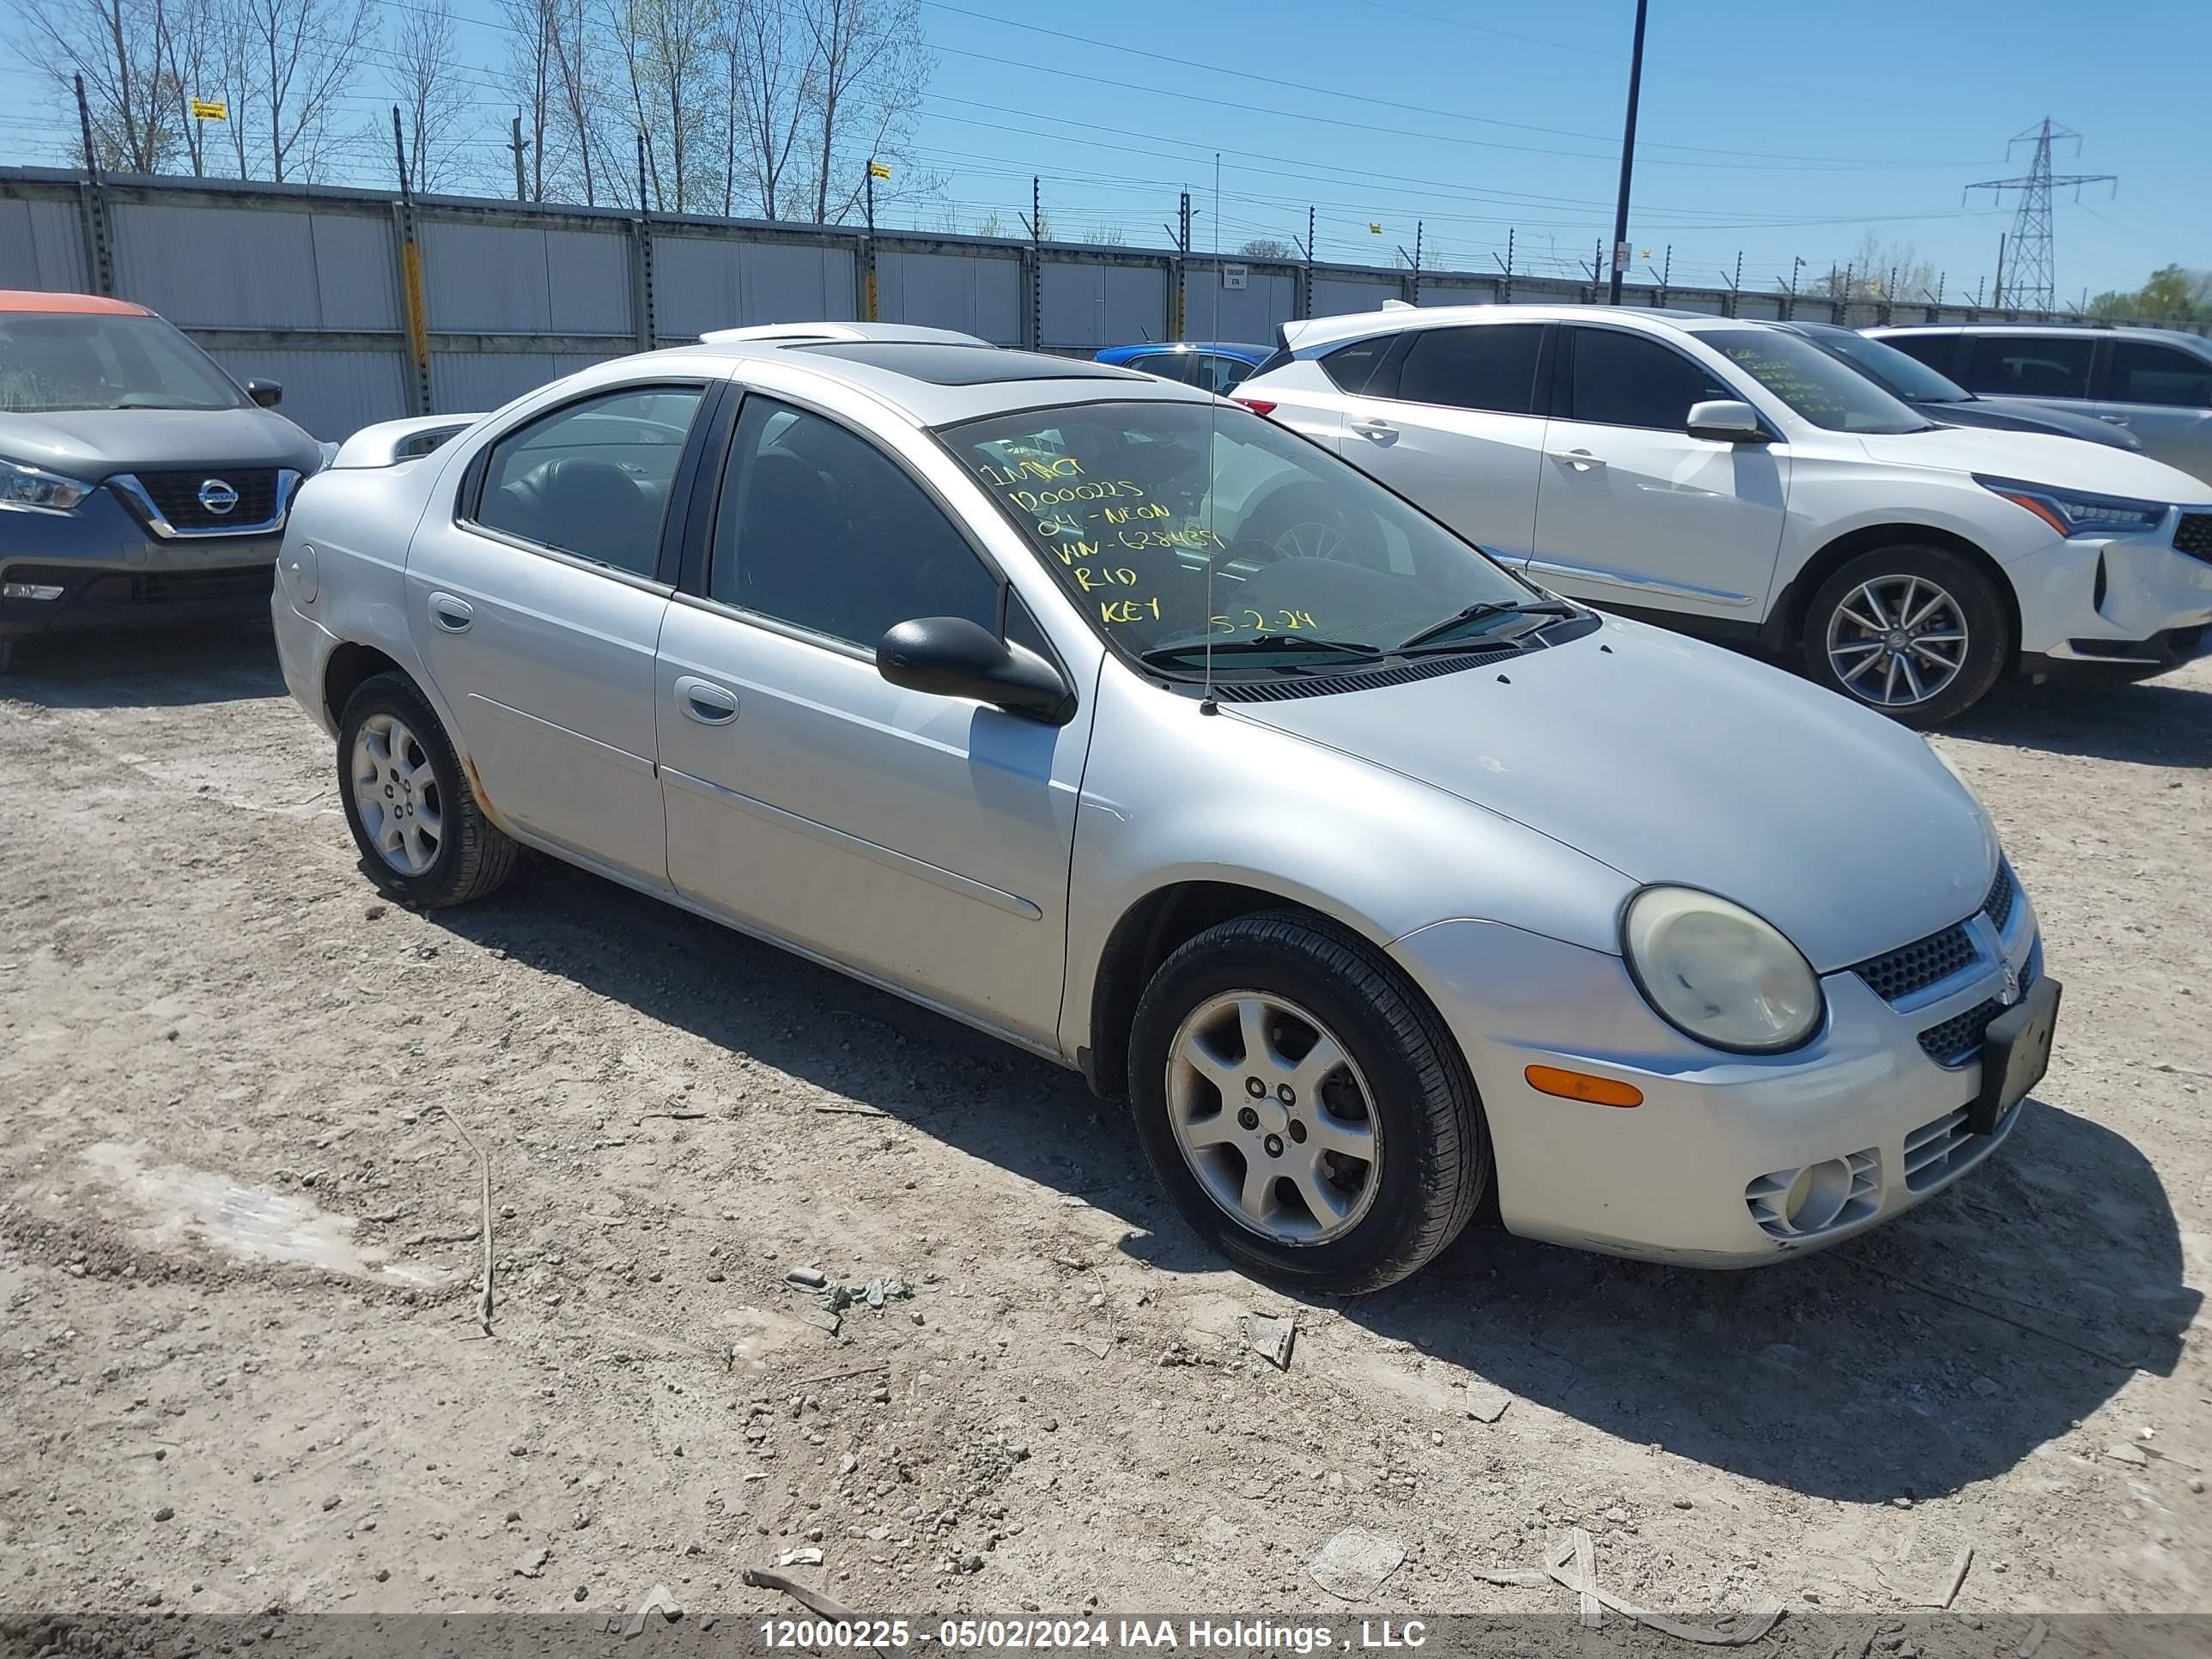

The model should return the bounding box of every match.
[323,642,406,729]
[1085,882,1373,1100]
[1771,525,2019,665]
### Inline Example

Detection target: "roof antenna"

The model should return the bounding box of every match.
[1200,150,1223,715]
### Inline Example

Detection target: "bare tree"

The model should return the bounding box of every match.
[721,0,813,218]
[162,0,218,176]
[385,0,475,193]
[800,0,927,225]
[204,0,263,177]
[496,0,568,200]
[15,0,183,172]
[234,0,375,182]
[617,0,722,211]
[544,0,608,204]
[1237,237,1292,258]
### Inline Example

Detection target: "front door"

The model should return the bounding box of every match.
[405,381,709,884]
[2098,337,2212,486]
[654,394,1090,1047]
[1531,325,1789,624]
[1334,322,1551,564]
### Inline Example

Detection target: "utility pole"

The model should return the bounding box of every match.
[1966,118,2115,313]
[510,112,529,203]
[1993,232,2006,310]
[74,72,98,174]
[862,161,878,322]
[1607,0,1650,305]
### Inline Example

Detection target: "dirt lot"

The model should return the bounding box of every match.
[2,624,2208,1637]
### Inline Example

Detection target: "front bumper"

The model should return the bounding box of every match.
[2006,515,2212,670]
[1,488,283,640]
[1391,883,2042,1267]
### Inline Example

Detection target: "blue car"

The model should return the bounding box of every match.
[1095,342,1274,395]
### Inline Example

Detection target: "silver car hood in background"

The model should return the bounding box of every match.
[0,407,320,475]
[1228,618,1997,971]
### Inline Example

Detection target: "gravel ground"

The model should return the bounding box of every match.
[1,623,2207,1633]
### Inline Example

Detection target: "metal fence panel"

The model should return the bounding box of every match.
[0,195,88,290]
[1421,280,1498,308]
[1311,275,1401,319]
[653,234,857,340]
[877,248,1021,343]
[204,348,409,441]
[110,201,396,329]
[433,350,621,416]
[1185,263,1299,342]
[421,218,630,336]
[1731,295,1785,319]
[1040,259,1167,349]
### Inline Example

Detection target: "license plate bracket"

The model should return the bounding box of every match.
[1968,975,2062,1134]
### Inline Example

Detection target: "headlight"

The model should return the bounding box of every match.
[1974,473,2168,539]
[1621,885,1824,1054]
[0,459,96,514]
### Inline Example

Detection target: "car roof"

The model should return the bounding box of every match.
[608,335,1212,426]
[1871,322,2212,349]
[1281,302,1756,351]
[0,289,153,316]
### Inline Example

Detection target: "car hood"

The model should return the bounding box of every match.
[1225,617,1997,971]
[1850,422,2210,502]
[0,407,320,477]
[1920,398,2140,450]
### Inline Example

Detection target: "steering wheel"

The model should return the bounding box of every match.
[1233,485,1380,571]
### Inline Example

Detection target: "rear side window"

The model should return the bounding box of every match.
[1320,337,1395,394]
[1565,328,1732,430]
[1392,325,1543,415]
[1126,353,1198,386]
[1962,336,2094,400]
[2106,341,2212,409]
[472,385,704,576]
[1878,334,1957,374]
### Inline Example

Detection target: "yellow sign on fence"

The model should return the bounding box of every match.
[868,161,891,180]
[190,98,227,121]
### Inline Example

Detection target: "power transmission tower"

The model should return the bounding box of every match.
[1966,118,2114,312]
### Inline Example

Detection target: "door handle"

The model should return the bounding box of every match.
[1349,418,1398,443]
[2098,415,2131,427]
[1548,448,1607,471]
[428,592,473,632]
[674,675,739,725]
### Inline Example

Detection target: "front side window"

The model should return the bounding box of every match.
[1963,335,2094,401]
[1700,328,1930,433]
[710,398,1000,649]
[1127,353,1198,386]
[942,399,1534,670]
[1877,333,1958,374]
[2106,340,2212,409]
[1566,328,1735,431]
[1194,354,1256,395]
[0,312,242,413]
[473,385,703,576]
[1392,325,1543,415]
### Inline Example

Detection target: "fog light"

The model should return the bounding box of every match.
[3,581,64,600]
[1746,1150,1879,1240]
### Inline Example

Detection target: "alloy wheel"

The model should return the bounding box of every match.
[1164,990,1381,1245]
[350,713,444,876]
[1824,574,1970,708]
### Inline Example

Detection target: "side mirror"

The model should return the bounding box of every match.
[1686,398,1766,442]
[245,378,284,409]
[877,617,1074,725]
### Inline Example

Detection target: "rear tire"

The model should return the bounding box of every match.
[1801,544,2008,728]
[1127,911,1487,1294]
[336,671,516,908]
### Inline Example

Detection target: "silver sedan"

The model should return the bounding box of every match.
[270,323,2058,1291]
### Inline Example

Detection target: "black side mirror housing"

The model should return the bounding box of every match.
[877,617,1075,725]
[245,378,284,409]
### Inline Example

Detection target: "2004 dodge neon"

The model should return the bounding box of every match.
[269,323,2061,1292]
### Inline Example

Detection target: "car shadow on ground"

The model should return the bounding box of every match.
[422,852,2198,1508]
[1945,672,2212,769]
[0,623,287,709]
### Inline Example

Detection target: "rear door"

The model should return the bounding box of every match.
[1530,325,1788,623]
[405,380,714,885]
[1333,322,1550,563]
[1954,331,2102,425]
[2097,337,2212,485]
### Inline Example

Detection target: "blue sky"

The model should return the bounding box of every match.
[3,0,2203,301]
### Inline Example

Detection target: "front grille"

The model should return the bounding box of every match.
[1918,1000,2005,1066]
[1984,861,2016,933]
[81,566,274,605]
[129,468,282,530]
[2176,513,2212,563]
[1853,861,2019,1004]
[1901,1103,2016,1190]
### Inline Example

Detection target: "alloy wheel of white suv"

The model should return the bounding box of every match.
[1802,546,2008,728]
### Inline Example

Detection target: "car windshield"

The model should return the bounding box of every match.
[941,400,1540,669]
[1808,329,1972,404]
[0,312,243,413]
[1701,328,1934,434]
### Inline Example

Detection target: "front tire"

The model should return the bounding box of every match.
[336,672,516,908]
[1802,545,2008,728]
[1127,912,1488,1294]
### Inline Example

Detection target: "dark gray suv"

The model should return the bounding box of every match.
[0,289,324,671]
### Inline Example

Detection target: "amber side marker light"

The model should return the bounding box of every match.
[1525,1064,1644,1108]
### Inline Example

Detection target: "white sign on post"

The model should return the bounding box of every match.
[1222,264,1249,291]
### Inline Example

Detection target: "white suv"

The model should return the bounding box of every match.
[1236,305,2212,725]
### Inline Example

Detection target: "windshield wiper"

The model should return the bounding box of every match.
[1139,634,1384,670]
[1396,599,1578,653]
